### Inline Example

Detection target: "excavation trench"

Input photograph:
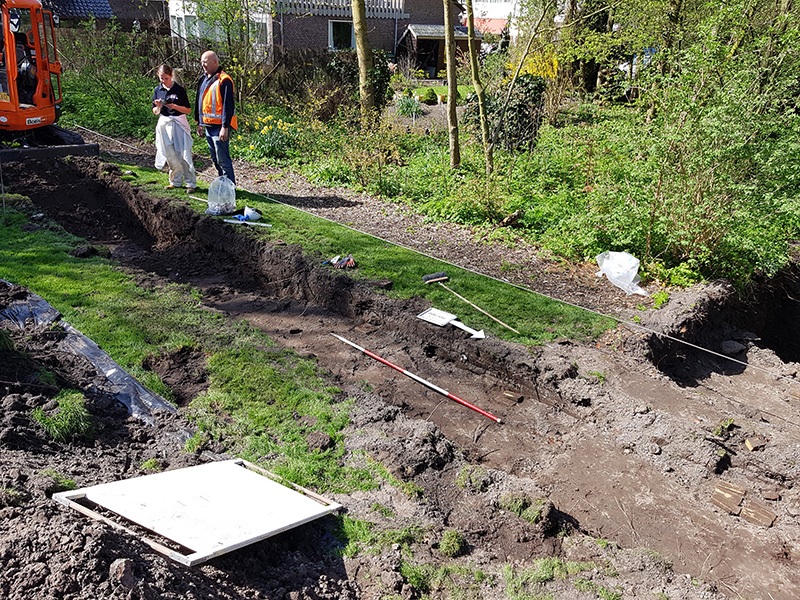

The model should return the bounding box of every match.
[4,157,800,600]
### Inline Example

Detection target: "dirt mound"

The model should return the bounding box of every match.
[2,156,799,598]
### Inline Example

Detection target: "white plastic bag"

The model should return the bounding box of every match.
[206,176,236,215]
[595,251,648,296]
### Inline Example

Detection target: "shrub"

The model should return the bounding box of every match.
[463,74,547,151]
[396,95,422,118]
[32,390,93,442]
[419,87,438,105]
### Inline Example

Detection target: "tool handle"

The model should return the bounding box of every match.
[439,283,521,335]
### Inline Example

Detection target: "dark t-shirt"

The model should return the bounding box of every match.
[152,82,190,117]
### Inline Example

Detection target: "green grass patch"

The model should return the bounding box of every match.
[140,458,163,472]
[0,203,375,494]
[400,561,491,597]
[117,161,614,345]
[455,464,490,492]
[334,514,424,558]
[498,494,547,525]
[39,468,77,492]
[439,529,467,558]
[31,390,93,442]
[502,558,597,598]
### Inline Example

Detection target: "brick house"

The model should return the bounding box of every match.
[168,0,467,66]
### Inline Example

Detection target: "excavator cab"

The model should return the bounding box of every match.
[0,0,97,156]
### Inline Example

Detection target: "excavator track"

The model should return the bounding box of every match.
[0,125,100,162]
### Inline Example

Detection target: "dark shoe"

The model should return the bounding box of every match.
[186,187,196,194]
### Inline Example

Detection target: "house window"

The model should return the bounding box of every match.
[329,20,354,50]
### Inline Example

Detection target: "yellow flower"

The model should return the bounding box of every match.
[249,144,255,150]
[237,135,242,140]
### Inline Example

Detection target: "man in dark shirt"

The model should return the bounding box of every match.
[194,50,237,184]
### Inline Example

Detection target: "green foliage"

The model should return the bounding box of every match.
[498,494,546,525]
[39,468,77,492]
[0,486,26,507]
[36,370,58,387]
[455,465,490,492]
[32,390,93,442]
[588,370,607,384]
[651,291,669,309]
[370,502,394,518]
[334,515,423,557]
[396,95,423,118]
[237,114,301,161]
[400,561,494,597]
[439,529,467,558]
[464,74,547,151]
[502,558,596,598]
[58,19,164,139]
[183,431,208,453]
[400,562,435,593]
[713,418,736,437]
[335,515,375,557]
[140,458,163,472]
[574,578,623,600]
[419,87,438,105]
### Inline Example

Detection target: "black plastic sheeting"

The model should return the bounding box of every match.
[0,280,176,424]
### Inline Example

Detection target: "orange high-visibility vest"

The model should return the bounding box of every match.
[200,71,238,130]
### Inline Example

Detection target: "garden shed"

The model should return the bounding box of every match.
[395,24,479,78]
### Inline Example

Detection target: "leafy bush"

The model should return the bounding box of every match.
[32,391,93,442]
[419,87,438,105]
[464,74,547,151]
[242,115,300,160]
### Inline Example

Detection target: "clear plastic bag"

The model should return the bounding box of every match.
[595,251,648,296]
[206,176,236,215]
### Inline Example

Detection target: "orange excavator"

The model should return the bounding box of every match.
[0,0,98,158]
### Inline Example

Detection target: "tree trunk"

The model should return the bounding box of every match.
[443,0,461,168]
[464,0,492,175]
[351,0,375,118]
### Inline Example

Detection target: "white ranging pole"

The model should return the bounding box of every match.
[331,333,502,424]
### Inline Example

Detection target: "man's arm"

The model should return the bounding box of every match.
[220,78,235,141]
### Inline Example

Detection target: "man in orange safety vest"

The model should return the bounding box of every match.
[195,50,237,184]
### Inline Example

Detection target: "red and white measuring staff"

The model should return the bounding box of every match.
[332,333,502,424]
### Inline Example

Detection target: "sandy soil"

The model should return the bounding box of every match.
[0,154,799,600]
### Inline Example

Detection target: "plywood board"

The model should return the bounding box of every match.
[741,501,777,528]
[710,480,745,515]
[54,459,341,566]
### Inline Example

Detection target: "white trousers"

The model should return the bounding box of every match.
[155,115,196,188]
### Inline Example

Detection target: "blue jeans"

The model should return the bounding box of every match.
[204,125,235,184]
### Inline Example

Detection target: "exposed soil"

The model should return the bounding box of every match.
[1,153,799,600]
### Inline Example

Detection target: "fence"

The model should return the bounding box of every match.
[275,0,406,19]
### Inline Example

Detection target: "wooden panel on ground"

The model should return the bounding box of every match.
[53,459,342,566]
[740,501,777,528]
[710,480,745,515]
